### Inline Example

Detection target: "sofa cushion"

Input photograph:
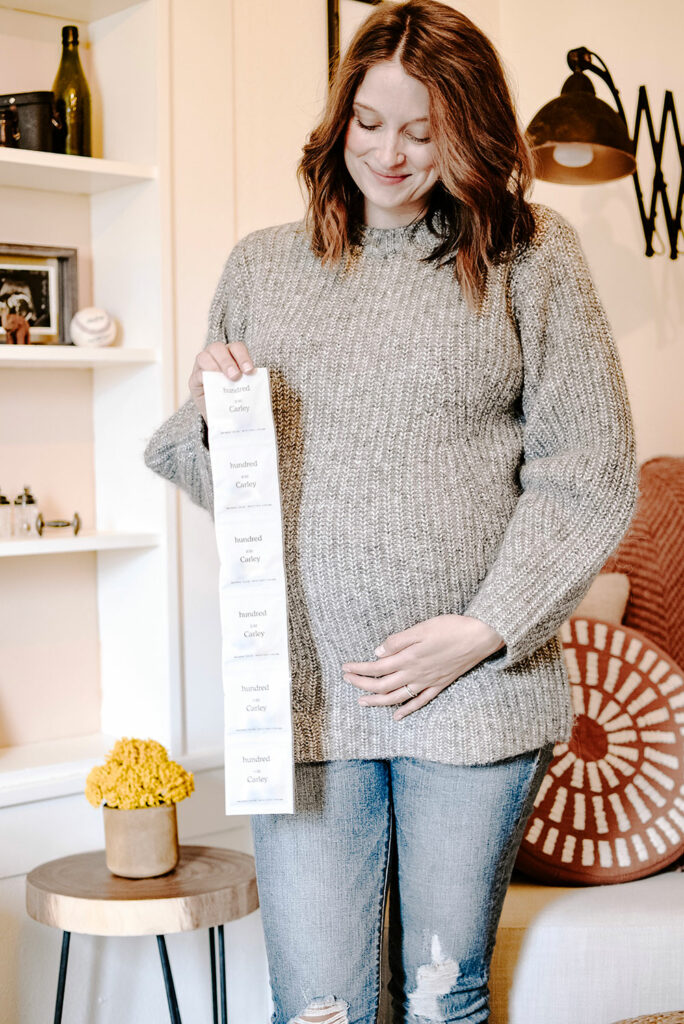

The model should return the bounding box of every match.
[573,572,630,625]
[490,871,684,1024]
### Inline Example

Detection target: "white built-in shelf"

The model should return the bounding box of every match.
[0,346,159,369]
[0,734,225,808]
[0,731,115,808]
[0,531,160,557]
[0,0,140,24]
[0,148,156,195]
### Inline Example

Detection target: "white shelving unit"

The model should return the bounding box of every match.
[0,148,156,194]
[0,345,158,368]
[0,0,180,801]
[0,0,139,18]
[0,732,116,807]
[0,531,160,557]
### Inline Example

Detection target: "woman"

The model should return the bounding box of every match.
[145,2,638,1021]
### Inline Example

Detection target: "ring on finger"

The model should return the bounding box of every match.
[404,683,418,699]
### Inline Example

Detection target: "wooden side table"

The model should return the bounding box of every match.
[611,1016,684,1023]
[26,845,259,1024]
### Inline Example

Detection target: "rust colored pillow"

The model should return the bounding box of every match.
[516,617,684,885]
[603,456,684,668]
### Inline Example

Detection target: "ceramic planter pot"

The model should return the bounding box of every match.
[103,803,179,878]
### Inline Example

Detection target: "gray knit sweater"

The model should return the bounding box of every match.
[144,204,638,766]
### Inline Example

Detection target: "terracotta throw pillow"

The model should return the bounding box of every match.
[603,456,684,668]
[516,617,684,885]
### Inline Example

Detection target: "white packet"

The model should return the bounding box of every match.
[219,587,290,664]
[224,732,294,815]
[215,516,285,587]
[203,371,276,445]
[212,444,281,518]
[224,663,292,734]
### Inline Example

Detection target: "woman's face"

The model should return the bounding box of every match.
[344,59,438,228]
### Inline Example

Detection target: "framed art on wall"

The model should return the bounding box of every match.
[0,244,77,346]
[327,0,384,82]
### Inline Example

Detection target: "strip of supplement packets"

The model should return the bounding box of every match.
[203,369,294,815]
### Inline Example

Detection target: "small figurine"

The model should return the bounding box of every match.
[1,304,30,344]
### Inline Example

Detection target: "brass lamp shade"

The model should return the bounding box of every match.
[527,70,636,185]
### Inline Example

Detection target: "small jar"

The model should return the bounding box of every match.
[13,486,38,537]
[0,488,12,538]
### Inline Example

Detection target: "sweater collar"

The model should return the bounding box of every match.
[358,216,436,258]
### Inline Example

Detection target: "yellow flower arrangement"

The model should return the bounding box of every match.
[85,738,194,810]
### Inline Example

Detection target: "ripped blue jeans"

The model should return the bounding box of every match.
[251,747,552,1024]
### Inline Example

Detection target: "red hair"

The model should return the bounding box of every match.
[298,0,535,307]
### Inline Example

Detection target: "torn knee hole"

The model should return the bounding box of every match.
[408,934,461,1022]
[290,995,349,1024]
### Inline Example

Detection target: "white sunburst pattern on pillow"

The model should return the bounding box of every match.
[520,618,684,882]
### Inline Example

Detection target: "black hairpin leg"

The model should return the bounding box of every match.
[209,928,219,1024]
[157,935,182,1024]
[53,931,71,1024]
[209,925,228,1023]
[218,925,227,1023]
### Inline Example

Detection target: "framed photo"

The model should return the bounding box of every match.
[0,244,77,346]
[327,0,383,82]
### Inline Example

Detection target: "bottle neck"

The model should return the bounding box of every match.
[57,42,85,75]
[61,26,79,48]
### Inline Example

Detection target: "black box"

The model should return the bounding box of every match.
[0,91,64,153]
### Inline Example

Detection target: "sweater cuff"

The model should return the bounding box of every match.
[463,574,581,670]
[463,591,533,670]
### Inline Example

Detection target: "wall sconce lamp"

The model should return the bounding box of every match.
[527,47,683,259]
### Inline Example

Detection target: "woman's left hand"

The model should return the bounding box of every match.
[342,615,505,721]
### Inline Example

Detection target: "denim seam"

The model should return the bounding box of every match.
[484,743,553,965]
[368,781,394,1024]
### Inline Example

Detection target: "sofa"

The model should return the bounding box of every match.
[490,457,684,1024]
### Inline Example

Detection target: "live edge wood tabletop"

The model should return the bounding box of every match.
[26,845,259,935]
[25,845,259,1023]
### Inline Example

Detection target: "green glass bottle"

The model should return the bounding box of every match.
[52,25,92,157]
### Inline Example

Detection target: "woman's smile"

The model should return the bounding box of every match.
[368,166,411,184]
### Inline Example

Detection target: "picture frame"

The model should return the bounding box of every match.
[0,244,78,346]
[327,0,383,83]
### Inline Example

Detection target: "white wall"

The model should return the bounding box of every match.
[170,0,236,757]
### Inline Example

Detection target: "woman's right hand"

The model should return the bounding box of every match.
[188,341,256,422]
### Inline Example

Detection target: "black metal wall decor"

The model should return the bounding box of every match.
[327,0,382,83]
[527,47,683,260]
